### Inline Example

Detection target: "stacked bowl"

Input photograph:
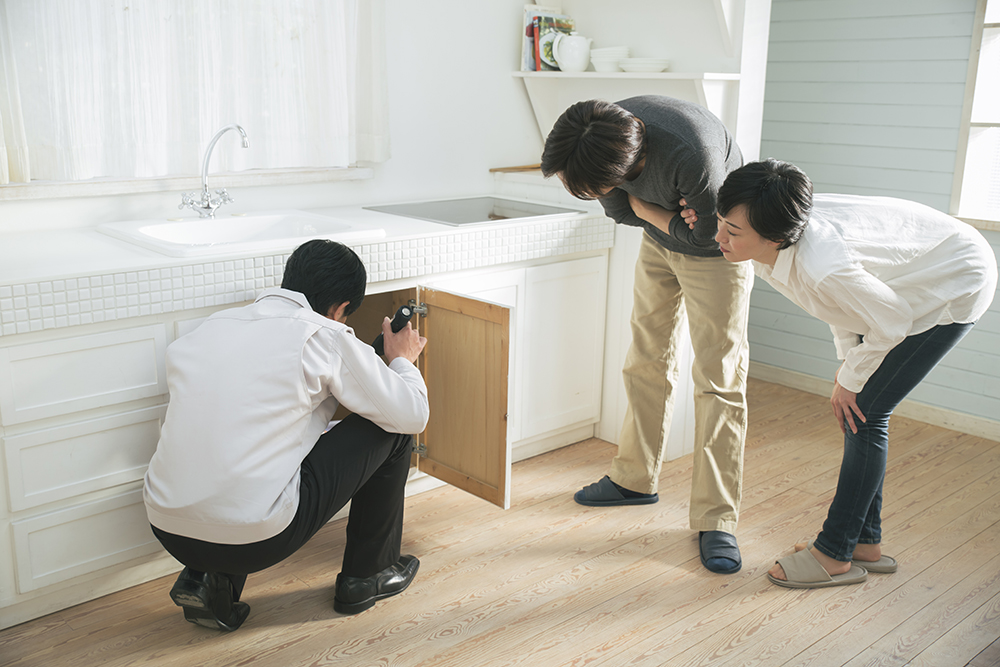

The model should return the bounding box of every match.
[618,57,670,73]
[590,46,630,72]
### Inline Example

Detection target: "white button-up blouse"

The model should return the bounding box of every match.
[753,194,997,393]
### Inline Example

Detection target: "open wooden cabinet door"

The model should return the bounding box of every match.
[416,286,511,509]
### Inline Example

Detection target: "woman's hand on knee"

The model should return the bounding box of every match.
[831,375,866,434]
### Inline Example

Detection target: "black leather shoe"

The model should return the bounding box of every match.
[169,567,250,632]
[334,555,420,615]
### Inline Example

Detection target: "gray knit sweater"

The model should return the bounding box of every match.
[599,95,743,258]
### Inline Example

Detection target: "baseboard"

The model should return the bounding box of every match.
[0,551,181,631]
[512,423,597,462]
[749,361,1000,442]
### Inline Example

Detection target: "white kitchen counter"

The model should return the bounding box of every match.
[0,198,613,338]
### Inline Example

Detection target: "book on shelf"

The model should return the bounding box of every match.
[521,5,575,72]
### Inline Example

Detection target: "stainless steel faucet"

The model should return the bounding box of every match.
[179,124,250,218]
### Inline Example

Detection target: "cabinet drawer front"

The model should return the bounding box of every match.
[3,406,167,511]
[11,488,161,593]
[0,325,167,425]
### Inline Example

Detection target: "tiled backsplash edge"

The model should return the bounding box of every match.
[0,215,613,337]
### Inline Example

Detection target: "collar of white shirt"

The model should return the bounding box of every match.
[768,244,796,285]
[256,287,311,310]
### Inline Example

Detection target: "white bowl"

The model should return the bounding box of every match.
[619,58,669,73]
[592,60,622,72]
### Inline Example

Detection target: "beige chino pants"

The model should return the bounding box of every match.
[609,232,753,534]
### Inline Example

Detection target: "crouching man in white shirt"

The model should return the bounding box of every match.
[143,239,429,631]
[699,159,997,590]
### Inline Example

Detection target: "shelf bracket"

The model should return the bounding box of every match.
[712,0,735,58]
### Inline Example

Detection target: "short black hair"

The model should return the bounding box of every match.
[717,159,813,249]
[540,99,645,200]
[281,239,366,317]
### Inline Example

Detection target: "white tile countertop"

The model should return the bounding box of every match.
[0,194,613,338]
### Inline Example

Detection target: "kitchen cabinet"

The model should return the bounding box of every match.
[423,253,607,460]
[0,324,172,628]
[0,249,607,628]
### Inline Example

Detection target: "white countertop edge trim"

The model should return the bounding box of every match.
[0,214,615,338]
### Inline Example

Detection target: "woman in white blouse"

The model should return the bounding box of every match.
[705,159,997,588]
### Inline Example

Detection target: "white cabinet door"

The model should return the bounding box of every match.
[520,255,607,440]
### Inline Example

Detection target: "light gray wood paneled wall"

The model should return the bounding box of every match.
[754,0,1000,424]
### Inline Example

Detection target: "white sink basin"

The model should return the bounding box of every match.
[98,210,386,257]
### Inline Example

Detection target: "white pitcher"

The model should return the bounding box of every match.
[553,33,592,73]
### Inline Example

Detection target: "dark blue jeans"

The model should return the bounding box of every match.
[814,322,975,562]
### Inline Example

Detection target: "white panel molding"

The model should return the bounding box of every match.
[3,405,167,511]
[521,255,607,438]
[11,488,162,593]
[749,361,1000,442]
[0,325,167,425]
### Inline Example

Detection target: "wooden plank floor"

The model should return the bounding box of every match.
[2,378,999,666]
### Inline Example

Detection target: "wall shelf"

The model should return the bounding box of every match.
[513,71,741,140]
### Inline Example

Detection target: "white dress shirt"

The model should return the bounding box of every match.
[754,194,997,393]
[144,288,430,544]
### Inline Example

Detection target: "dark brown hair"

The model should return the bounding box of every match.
[540,100,645,200]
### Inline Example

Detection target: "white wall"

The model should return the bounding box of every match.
[0,0,543,232]
[560,0,740,73]
[754,0,1000,433]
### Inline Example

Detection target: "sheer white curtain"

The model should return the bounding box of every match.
[0,0,389,185]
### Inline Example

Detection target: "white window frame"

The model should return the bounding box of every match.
[0,166,373,202]
[953,0,1000,231]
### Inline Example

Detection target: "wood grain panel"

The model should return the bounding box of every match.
[419,287,510,508]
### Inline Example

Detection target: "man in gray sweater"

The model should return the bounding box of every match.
[541,96,752,573]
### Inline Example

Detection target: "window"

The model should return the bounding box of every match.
[955,0,1000,226]
[0,0,388,187]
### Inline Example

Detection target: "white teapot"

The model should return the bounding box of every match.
[553,33,592,73]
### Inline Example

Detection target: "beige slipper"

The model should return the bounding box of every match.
[803,541,898,574]
[768,547,868,589]
[852,554,897,573]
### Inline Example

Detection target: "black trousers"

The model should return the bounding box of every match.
[152,414,413,601]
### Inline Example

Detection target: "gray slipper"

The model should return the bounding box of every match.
[768,547,868,589]
[574,476,658,507]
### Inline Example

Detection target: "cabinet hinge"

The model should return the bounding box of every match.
[412,441,427,455]
[408,299,428,317]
